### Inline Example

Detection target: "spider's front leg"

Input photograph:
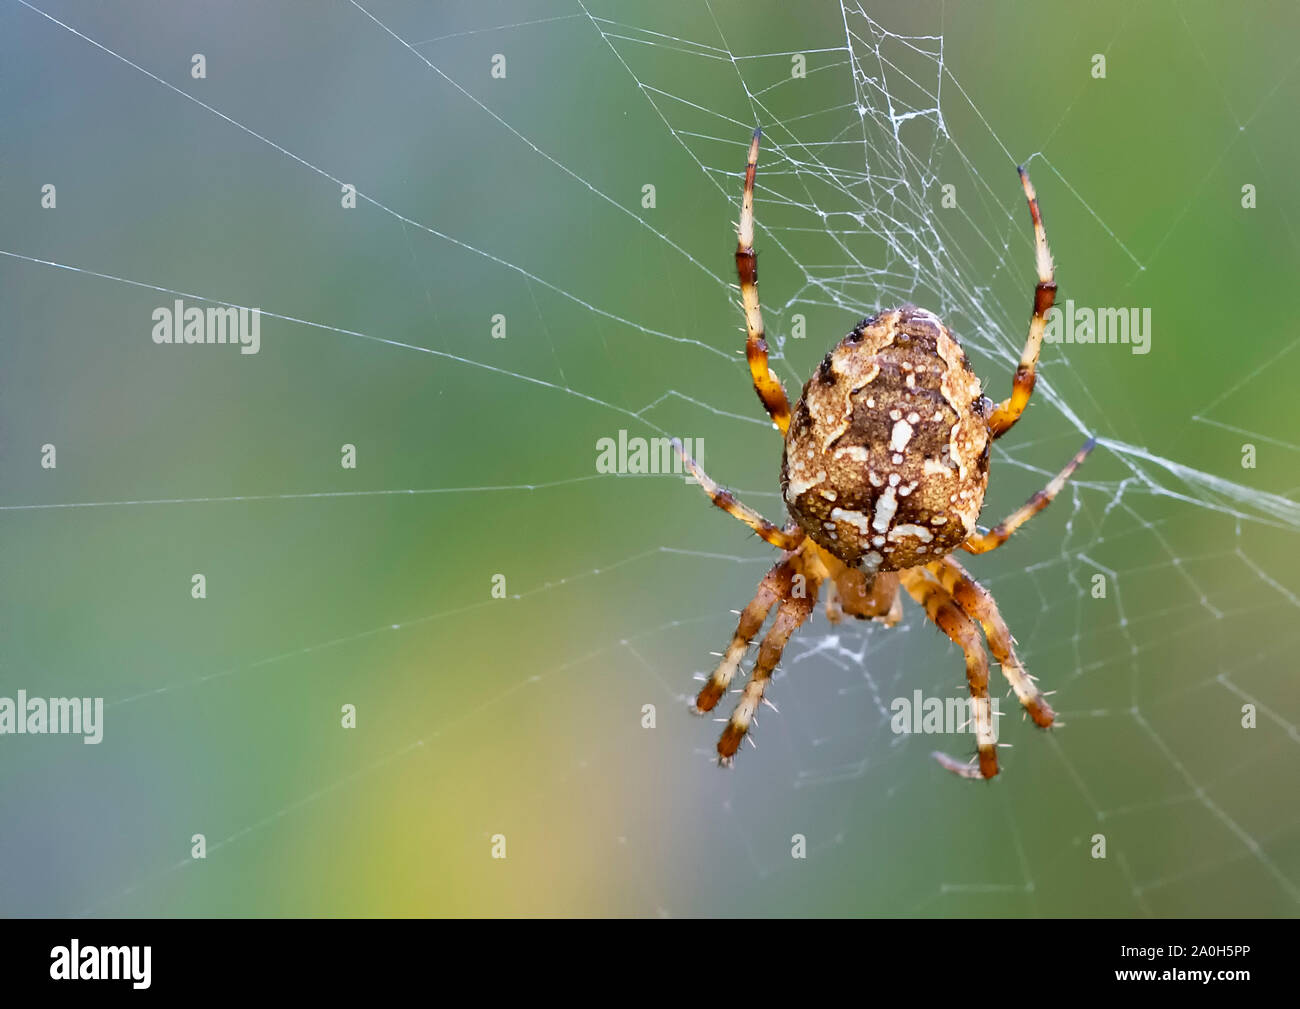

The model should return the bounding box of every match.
[735,127,792,436]
[900,569,999,779]
[988,165,1056,440]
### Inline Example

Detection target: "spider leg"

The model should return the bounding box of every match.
[961,436,1095,554]
[694,554,795,713]
[988,166,1056,440]
[736,127,792,436]
[673,438,804,551]
[929,556,1055,728]
[716,570,818,763]
[900,569,999,779]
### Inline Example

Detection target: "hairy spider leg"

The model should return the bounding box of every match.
[737,128,792,436]
[716,576,818,763]
[673,439,804,550]
[930,556,1055,728]
[900,569,999,779]
[693,554,794,714]
[988,166,1057,439]
[962,436,1095,554]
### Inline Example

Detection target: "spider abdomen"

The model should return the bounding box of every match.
[780,305,991,573]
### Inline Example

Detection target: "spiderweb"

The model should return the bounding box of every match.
[2,0,1297,917]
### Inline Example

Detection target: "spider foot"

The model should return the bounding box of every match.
[1023,694,1057,728]
[932,749,999,780]
[692,680,727,714]
[717,722,747,761]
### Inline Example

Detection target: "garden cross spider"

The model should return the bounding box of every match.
[674,129,1094,779]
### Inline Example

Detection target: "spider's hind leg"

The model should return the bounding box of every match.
[930,556,1055,728]
[900,569,999,779]
[693,555,794,714]
[716,577,817,763]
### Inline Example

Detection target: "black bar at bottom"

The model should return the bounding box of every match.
[0,917,1289,995]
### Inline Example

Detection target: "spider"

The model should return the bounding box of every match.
[674,129,1094,779]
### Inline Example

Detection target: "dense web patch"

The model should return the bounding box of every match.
[3,0,1297,915]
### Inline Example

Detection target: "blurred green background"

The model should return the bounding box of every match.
[2,0,1297,917]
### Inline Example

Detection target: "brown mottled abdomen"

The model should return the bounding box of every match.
[780,305,991,573]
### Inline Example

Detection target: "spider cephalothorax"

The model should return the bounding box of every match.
[781,306,991,574]
[674,129,1094,779]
